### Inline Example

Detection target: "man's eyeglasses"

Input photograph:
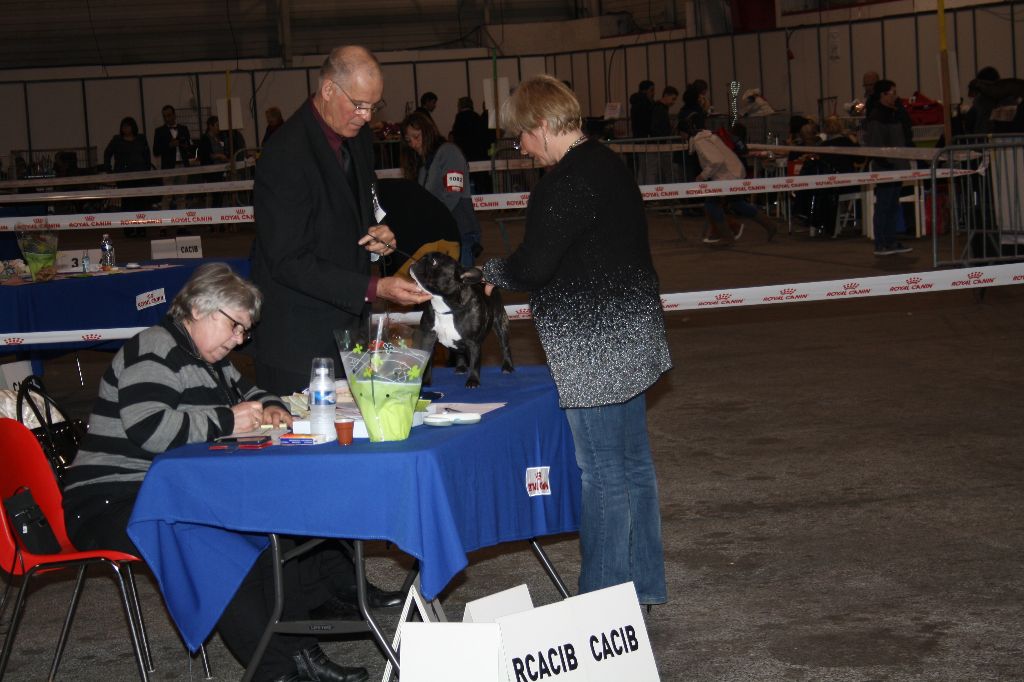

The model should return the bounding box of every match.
[334,83,386,115]
[219,309,253,341]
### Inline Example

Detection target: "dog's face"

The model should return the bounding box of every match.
[409,252,467,298]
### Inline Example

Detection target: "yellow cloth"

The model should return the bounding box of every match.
[394,239,460,279]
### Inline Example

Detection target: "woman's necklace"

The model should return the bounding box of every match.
[559,135,587,163]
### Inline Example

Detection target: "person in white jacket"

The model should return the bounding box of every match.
[688,127,778,244]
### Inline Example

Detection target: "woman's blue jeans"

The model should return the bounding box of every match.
[565,393,667,604]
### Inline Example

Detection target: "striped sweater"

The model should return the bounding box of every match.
[62,316,285,528]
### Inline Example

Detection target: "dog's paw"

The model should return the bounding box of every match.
[501,363,514,374]
[464,376,481,388]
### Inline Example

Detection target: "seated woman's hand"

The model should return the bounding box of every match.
[262,405,293,428]
[231,400,265,435]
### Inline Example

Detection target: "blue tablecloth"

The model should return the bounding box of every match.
[127,365,580,651]
[0,257,250,351]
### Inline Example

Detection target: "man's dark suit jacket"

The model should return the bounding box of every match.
[250,99,376,381]
[152,124,192,169]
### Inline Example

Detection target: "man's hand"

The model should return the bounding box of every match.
[377,276,432,306]
[359,224,396,255]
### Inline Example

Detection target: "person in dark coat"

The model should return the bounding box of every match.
[481,75,672,608]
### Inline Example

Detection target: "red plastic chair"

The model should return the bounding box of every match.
[0,417,152,680]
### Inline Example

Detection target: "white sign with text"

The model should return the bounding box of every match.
[496,582,658,682]
[401,622,504,682]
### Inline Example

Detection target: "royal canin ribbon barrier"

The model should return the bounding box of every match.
[0,207,255,232]
[5,263,1022,348]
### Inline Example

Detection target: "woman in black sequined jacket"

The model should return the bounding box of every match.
[481,75,672,606]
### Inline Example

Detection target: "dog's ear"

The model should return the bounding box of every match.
[460,266,484,284]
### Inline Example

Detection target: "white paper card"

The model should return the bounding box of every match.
[401,622,503,682]
[56,249,101,272]
[603,102,623,119]
[175,235,203,258]
[136,288,167,311]
[150,238,177,260]
[464,584,533,623]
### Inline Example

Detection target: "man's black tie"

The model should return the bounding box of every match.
[339,142,356,192]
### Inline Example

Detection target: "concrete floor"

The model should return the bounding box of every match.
[3,212,1023,681]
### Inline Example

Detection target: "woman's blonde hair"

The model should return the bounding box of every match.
[501,75,582,136]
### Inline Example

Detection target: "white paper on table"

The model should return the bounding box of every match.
[429,402,506,415]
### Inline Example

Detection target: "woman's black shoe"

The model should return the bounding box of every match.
[292,645,368,682]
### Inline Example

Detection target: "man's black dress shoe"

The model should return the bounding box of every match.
[292,645,368,682]
[308,595,361,621]
[335,582,404,609]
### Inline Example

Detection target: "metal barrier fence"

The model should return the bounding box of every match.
[931,135,1024,267]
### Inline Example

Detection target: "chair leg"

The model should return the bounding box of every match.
[122,564,154,672]
[48,564,89,681]
[109,563,151,682]
[0,568,36,679]
[198,643,213,679]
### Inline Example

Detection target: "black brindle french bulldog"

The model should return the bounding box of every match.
[409,252,514,388]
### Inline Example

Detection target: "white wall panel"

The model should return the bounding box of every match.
[665,41,686,92]
[759,31,789,112]
[414,61,467,137]
[915,14,942,102]
[1016,4,1024,79]
[85,79,143,165]
[26,82,86,153]
[648,44,667,96]
[883,17,918,94]
[787,27,820,117]
[708,36,735,117]
[684,39,709,97]
[571,53,592,115]
[974,5,1014,80]
[0,84,29,172]
[381,63,415,123]
[517,56,546,81]
[588,51,607,118]
[607,48,628,124]
[851,22,883,101]
[734,34,762,97]
[554,54,573,85]
[954,9,977,92]
[625,45,650,102]
[819,26,852,111]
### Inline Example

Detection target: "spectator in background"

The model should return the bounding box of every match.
[104,116,153,235]
[198,115,245,211]
[449,96,492,194]
[629,80,656,138]
[675,81,709,182]
[865,79,913,256]
[647,86,679,183]
[262,106,284,145]
[684,114,778,245]
[414,91,438,119]
[740,88,775,117]
[152,104,193,221]
[400,112,482,266]
[650,86,678,138]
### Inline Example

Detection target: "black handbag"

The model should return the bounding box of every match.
[3,487,62,555]
[16,375,87,488]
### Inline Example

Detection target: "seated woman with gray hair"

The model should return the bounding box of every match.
[61,264,375,682]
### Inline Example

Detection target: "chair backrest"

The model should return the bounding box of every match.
[0,418,75,568]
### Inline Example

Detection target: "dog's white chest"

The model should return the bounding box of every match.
[430,296,462,349]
